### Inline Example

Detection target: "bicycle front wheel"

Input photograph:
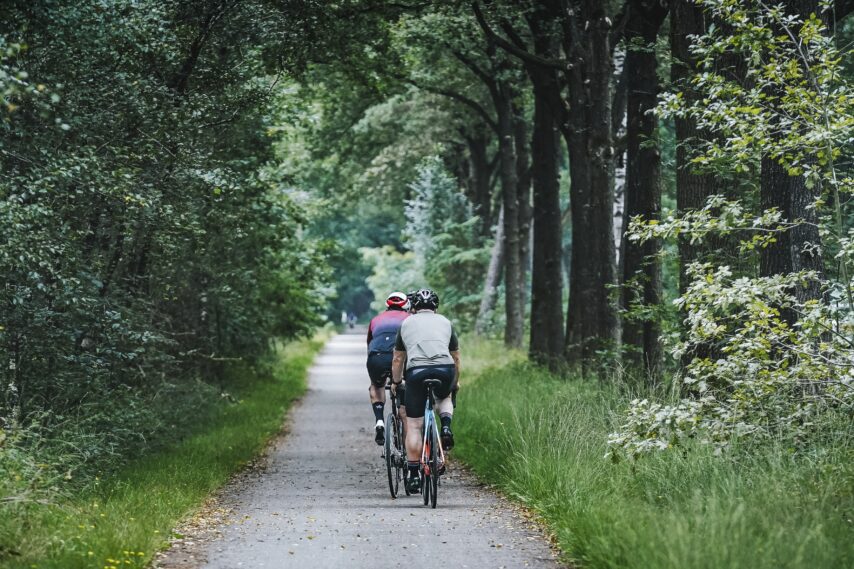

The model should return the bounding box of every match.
[395,415,410,496]
[384,412,398,498]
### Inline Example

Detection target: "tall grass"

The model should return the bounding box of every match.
[0,332,329,569]
[455,357,854,569]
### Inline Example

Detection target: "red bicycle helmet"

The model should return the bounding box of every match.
[386,291,408,309]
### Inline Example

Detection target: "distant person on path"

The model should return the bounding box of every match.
[391,288,460,494]
[348,311,357,328]
[366,292,410,445]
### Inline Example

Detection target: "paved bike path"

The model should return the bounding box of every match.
[165,328,562,569]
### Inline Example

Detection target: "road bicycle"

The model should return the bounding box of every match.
[383,375,408,498]
[420,378,446,509]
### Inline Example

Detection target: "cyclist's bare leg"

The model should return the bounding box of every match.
[369,384,385,405]
[370,384,386,445]
[437,396,454,449]
[405,416,424,462]
[437,396,453,418]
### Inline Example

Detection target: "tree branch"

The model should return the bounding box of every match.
[500,18,530,52]
[337,1,430,16]
[450,49,501,104]
[391,73,499,133]
[609,0,632,51]
[472,2,568,69]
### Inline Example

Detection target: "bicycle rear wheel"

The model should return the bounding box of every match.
[430,426,439,508]
[384,412,398,498]
[422,469,430,505]
[421,430,431,506]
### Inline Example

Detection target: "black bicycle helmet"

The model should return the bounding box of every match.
[411,288,439,311]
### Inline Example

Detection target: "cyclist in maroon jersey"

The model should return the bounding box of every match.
[366,292,410,445]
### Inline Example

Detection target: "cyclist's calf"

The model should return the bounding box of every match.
[436,396,453,417]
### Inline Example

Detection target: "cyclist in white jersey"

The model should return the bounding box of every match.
[391,289,460,494]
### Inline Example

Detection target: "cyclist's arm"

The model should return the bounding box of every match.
[391,329,406,384]
[366,320,373,346]
[449,327,460,387]
[392,350,405,384]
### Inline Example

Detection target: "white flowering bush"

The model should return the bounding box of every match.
[609,262,854,458]
[609,0,854,458]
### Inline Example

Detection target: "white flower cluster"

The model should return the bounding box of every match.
[609,0,854,460]
[609,263,854,459]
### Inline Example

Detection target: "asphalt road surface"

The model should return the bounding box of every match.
[181,328,562,569]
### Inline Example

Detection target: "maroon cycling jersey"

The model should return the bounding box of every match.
[367,308,409,353]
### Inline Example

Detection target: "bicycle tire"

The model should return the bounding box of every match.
[384,412,398,498]
[422,471,430,505]
[395,411,406,494]
[430,426,439,508]
[397,418,411,496]
[422,444,430,507]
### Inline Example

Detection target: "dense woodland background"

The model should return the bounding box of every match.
[2,0,854,565]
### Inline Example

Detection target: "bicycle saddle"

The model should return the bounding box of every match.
[424,378,443,389]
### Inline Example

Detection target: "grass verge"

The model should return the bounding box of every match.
[455,345,854,569]
[2,331,330,569]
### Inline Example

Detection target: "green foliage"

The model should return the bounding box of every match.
[0,333,326,568]
[362,246,425,312]
[407,159,489,326]
[456,342,854,569]
[0,0,328,540]
[614,0,854,456]
[361,157,489,323]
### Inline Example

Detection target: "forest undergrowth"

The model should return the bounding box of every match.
[456,340,854,569]
[0,330,330,569]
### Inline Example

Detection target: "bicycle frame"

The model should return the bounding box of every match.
[420,384,446,474]
[383,374,408,498]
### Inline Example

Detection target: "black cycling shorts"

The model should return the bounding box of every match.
[366,351,392,387]
[404,365,455,418]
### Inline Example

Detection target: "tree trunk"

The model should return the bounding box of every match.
[497,81,524,348]
[612,48,628,269]
[527,2,565,366]
[759,0,827,310]
[671,0,716,295]
[528,82,564,364]
[563,0,620,367]
[466,133,493,230]
[476,206,506,335]
[514,103,532,319]
[759,157,825,302]
[621,0,668,376]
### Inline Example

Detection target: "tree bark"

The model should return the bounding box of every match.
[563,0,620,367]
[465,133,494,230]
[475,206,506,335]
[759,157,825,302]
[497,79,525,348]
[526,1,566,365]
[671,0,716,295]
[759,0,827,311]
[621,0,668,375]
[514,102,532,319]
